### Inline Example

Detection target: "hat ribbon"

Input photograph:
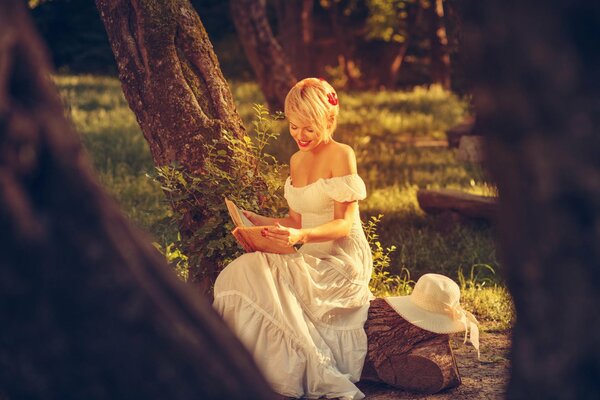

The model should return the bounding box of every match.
[444,304,480,359]
[411,295,480,359]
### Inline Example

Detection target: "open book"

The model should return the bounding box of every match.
[225,198,296,254]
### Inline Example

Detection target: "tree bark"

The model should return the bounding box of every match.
[0,2,277,399]
[300,0,315,77]
[387,1,421,88]
[230,0,297,112]
[388,41,410,88]
[96,0,244,171]
[275,0,315,79]
[95,0,254,291]
[442,0,466,93]
[328,1,360,89]
[362,299,462,394]
[427,0,451,90]
[462,0,600,397]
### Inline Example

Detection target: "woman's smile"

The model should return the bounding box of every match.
[297,139,312,148]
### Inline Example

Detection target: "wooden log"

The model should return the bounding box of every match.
[362,299,461,394]
[445,116,475,148]
[457,135,485,163]
[417,188,498,222]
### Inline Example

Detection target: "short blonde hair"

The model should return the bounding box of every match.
[284,78,339,143]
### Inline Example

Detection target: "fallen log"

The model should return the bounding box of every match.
[457,135,485,163]
[417,189,498,222]
[362,298,462,394]
[445,117,475,148]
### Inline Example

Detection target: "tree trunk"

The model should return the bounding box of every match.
[443,0,466,93]
[300,0,315,77]
[230,0,297,112]
[427,0,451,90]
[462,0,600,397]
[95,0,254,291]
[387,2,421,88]
[0,2,277,399]
[388,41,410,88]
[328,1,359,89]
[275,0,315,79]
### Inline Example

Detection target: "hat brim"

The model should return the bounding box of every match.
[384,296,467,334]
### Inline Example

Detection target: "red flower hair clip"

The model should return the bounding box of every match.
[327,92,339,106]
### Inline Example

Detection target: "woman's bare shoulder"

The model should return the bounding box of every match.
[327,142,357,175]
[289,150,305,175]
[290,150,302,167]
[327,142,355,162]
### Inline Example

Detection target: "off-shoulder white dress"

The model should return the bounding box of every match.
[213,174,373,399]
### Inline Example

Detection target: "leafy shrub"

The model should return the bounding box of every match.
[151,105,288,282]
[153,238,189,282]
[363,214,414,297]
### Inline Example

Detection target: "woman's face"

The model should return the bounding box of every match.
[289,119,324,152]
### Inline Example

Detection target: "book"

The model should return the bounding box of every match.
[225,198,297,254]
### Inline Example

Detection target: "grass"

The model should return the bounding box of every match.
[54,74,513,331]
[56,75,173,240]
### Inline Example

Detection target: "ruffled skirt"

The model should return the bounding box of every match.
[213,242,372,399]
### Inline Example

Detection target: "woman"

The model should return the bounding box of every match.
[213,78,373,400]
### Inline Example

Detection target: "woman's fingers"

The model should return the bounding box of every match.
[264,225,297,246]
[262,229,288,245]
[266,230,288,239]
[268,226,288,235]
[263,226,290,242]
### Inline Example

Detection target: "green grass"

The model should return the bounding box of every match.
[56,75,173,240]
[54,74,513,331]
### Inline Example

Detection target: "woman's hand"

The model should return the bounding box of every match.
[242,210,272,226]
[264,223,308,247]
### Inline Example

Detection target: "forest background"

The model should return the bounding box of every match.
[4,1,599,398]
[29,0,513,331]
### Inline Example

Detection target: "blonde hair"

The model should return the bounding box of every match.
[284,78,339,143]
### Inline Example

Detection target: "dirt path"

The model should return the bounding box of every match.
[359,331,511,400]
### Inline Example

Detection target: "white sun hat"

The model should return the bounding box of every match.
[385,273,480,358]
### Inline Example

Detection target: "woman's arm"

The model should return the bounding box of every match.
[267,199,357,245]
[303,200,356,241]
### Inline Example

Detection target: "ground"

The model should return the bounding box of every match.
[359,331,511,399]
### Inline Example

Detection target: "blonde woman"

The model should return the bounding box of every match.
[213,78,373,400]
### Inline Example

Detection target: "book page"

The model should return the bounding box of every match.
[225,198,254,227]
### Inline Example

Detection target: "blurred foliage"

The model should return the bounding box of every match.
[32,0,463,89]
[30,0,115,74]
[153,238,190,282]
[366,0,416,43]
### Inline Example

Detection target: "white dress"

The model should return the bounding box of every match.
[213,174,374,399]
